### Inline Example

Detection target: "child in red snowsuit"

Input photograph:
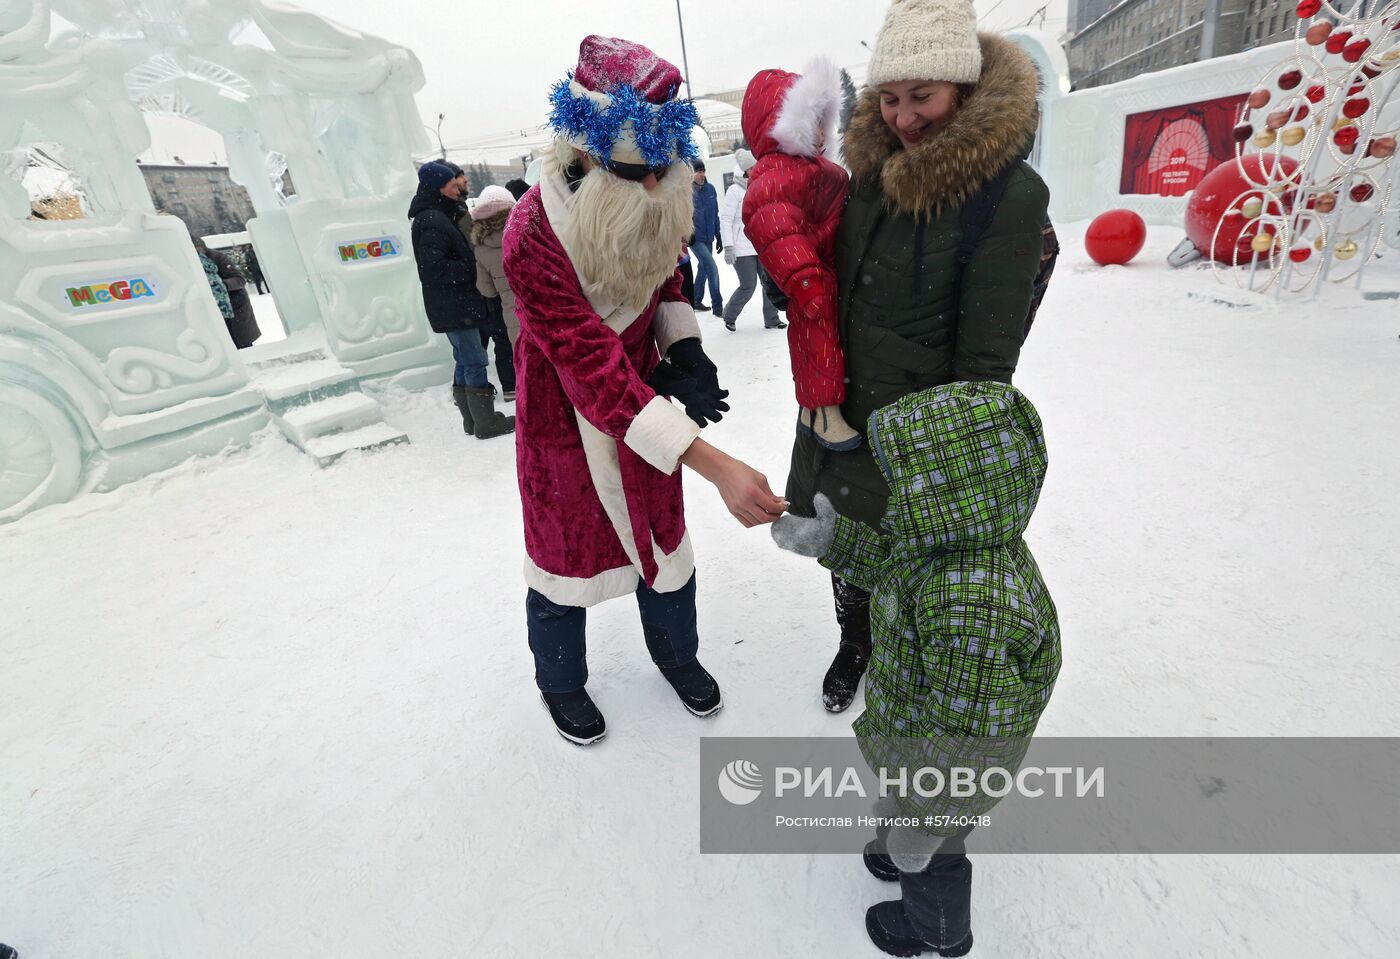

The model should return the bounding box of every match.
[741,59,860,451]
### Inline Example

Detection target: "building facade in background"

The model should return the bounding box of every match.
[1065,0,1303,90]
[139,162,257,236]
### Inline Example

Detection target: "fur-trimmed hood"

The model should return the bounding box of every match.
[742,58,842,162]
[470,209,510,247]
[843,33,1039,217]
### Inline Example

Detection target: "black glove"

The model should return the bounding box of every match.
[666,337,725,403]
[647,359,727,427]
[714,237,723,253]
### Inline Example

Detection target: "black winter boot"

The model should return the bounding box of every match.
[463,387,515,439]
[824,574,872,712]
[450,385,474,435]
[866,902,973,957]
[540,689,606,745]
[864,839,900,882]
[658,659,722,716]
[1,943,18,959]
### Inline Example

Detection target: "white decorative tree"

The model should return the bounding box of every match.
[1215,0,1398,294]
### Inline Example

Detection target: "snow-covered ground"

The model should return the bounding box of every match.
[3,226,1399,958]
[248,290,287,345]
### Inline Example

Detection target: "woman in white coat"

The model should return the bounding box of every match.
[719,149,786,332]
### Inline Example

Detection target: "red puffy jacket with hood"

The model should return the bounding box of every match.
[740,59,849,327]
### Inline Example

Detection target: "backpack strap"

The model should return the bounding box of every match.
[957,161,1020,265]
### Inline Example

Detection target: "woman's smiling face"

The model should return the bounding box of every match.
[878,80,960,148]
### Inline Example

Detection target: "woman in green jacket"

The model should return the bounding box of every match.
[790,6,1051,720]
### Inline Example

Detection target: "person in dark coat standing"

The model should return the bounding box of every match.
[690,160,723,315]
[245,245,268,294]
[198,238,260,349]
[409,160,514,439]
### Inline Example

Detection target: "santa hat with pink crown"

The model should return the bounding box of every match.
[547,35,700,168]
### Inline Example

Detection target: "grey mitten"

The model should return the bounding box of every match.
[723,247,736,266]
[771,492,837,558]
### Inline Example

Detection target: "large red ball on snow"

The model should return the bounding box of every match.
[1085,210,1148,266]
[1184,154,1300,264]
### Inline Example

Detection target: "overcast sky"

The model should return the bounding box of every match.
[286,0,1068,152]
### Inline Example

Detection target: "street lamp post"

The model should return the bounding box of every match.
[675,0,694,97]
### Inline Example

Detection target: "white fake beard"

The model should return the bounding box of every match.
[559,156,694,313]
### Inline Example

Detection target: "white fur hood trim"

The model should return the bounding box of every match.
[770,57,842,161]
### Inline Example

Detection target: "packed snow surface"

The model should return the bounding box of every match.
[3,225,1399,957]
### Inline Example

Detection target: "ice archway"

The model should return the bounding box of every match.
[0,0,448,521]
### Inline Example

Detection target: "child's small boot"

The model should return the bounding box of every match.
[799,405,862,451]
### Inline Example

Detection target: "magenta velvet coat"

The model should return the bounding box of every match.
[502,169,703,608]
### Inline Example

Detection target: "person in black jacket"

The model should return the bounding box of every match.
[245,244,268,294]
[409,161,514,439]
[196,237,261,349]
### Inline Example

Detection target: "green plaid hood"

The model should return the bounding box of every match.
[866,382,1047,550]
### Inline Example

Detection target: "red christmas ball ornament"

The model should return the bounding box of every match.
[1326,31,1352,55]
[1368,136,1397,159]
[1085,210,1148,266]
[1305,84,1327,103]
[1343,98,1370,118]
[1183,154,1300,265]
[1343,40,1371,63]
[1289,247,1312,263]
[1278,69,1303,90]
[1361,65,1381,79]
[1296,0,1322,15]
[1247,88,1272,110]
[1350,183,1375,202]
[1334,126,1360,148]
[1306,22,1333,45]
[1293,103,1310,121]
[1232,122,1253,143]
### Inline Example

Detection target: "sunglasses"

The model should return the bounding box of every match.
[603,159,671,183]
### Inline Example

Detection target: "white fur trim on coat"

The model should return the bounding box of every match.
[771,57,842,161]
[625,395,700,475]
[523,532,695,608]
[653,299,701,355]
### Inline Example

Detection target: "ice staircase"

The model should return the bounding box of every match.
[241,330,409,467]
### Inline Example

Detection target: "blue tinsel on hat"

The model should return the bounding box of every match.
[547,74,700,168]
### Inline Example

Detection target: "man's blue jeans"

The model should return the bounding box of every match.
[527,574,700,692]
[444,329,489,389]
[690,243,723,310]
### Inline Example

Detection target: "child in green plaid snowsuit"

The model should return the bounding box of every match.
[773,381,1061,949]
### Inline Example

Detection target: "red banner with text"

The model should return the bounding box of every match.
[1120,93,1248,197]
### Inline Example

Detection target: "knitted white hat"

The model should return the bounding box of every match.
[734,148,757,173]
[469,184,515,221]
[867,0,982,87]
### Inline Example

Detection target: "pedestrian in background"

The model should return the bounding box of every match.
[690,159,723,315]
[719,148,784,333]
[245,244,268,294]
[469,184,521,401]
[203,241,261,349]
[408,160,514,439]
